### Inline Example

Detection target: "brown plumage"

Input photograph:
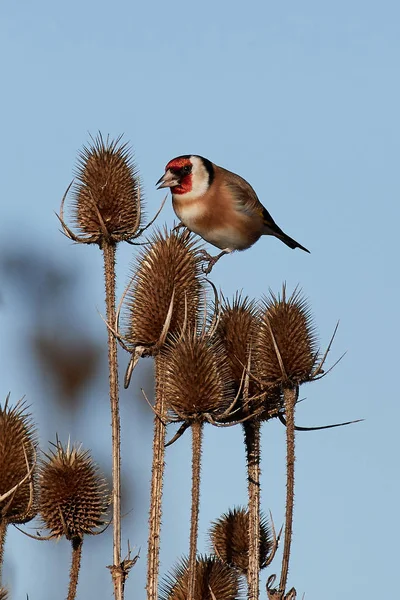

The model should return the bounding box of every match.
[157,155,309,272]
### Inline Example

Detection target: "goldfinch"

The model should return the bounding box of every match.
[157,155,309,273]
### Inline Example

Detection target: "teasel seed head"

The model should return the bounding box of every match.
[209,507,272,574]
[255,286,318,388]
[0,588,8,600]
[216,294,283,421]
[124,227,204,357]
[160,555,244,600]
[161,330,234,421]
[0,396,38,524]
[39,439,109,541]
[217,294,258,391]
[71,133,141,244]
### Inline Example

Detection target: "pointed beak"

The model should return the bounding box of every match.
[156,170,180,189]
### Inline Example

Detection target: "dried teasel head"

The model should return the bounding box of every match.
[68,133,141,244]
[39,439,109,541]
[161,330,234,422]
[216,294,282,421]
[0,588,8,600]
[254,286,318,388]
[217,294,258,391]
[0,396,37,524]
[160,555,244,600]
[124,227,204,358]
[209,507,272,574]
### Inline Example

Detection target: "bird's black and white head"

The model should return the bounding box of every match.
[156,155,214,200]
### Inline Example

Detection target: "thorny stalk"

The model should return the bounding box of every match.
[0,521,6,585]
[243,420,261,600]
[279,386,298,595]
[103,242,123,600]
[188,421,203,600]
[147,356,168,600]
[68,538,83,600]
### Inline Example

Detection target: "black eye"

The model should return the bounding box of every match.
[181,165,192,174]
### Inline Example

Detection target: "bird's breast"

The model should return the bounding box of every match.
[172,197,207,232]
[172,195,260,251]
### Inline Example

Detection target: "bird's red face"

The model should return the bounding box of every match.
[156,156,193,195]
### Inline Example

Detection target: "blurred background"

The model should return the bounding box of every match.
[1,1,398,598]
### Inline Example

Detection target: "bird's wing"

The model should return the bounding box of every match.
[222,169,267,218]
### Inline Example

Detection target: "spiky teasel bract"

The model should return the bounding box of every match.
[124,227,204,358]
[254,286,318,388]
[39,440,109,541]
[61,133,142,245]
[160,555,244,600]
[209,507,272,574]
[161,330,234,422]
[0,396,37,524]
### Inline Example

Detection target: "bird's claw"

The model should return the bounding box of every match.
[198,250,221,275]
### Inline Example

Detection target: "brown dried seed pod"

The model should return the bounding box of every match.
[0,396,37,524]
[255,286,318,387]
[209,507,272,574]
[0,588,8,600]
[73,133,141,242]
[217,294,259,390]
[160,555,244,600]
[162,330,234,420]
[124,227,204,356]
[39,440,109,540]
[216,294,282,421]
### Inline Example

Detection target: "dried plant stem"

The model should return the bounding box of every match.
[279,386,298,594]
[147,356,167,600]
[243,420,261,600]
[188,421,203,600]
[102,242,123,600]
[0,521,6,584]
[68,538,83,600]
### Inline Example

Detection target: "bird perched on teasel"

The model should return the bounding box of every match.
[157,155,309,273]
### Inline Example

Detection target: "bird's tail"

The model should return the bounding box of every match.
[276,231,310,253]
[262,208,310,253]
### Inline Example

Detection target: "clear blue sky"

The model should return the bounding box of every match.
[1,1,399,598]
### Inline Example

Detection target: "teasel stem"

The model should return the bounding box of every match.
[243,419,261,600]
[147,355,168,600]
[279,386,298,595]
[67,537,83,600]
[187,421,203,600]
[0,521,6,584]
[102,241,123,600]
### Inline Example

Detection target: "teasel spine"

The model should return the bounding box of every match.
[103,241,123,600]
[279,385,297,595]
[187,421,203,600]
[147,355,168,600]
[68,537,83,600]
[244,419,261,600]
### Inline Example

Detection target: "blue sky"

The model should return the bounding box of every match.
[1,1,399,598]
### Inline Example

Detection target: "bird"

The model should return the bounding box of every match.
[156,155,309,273]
